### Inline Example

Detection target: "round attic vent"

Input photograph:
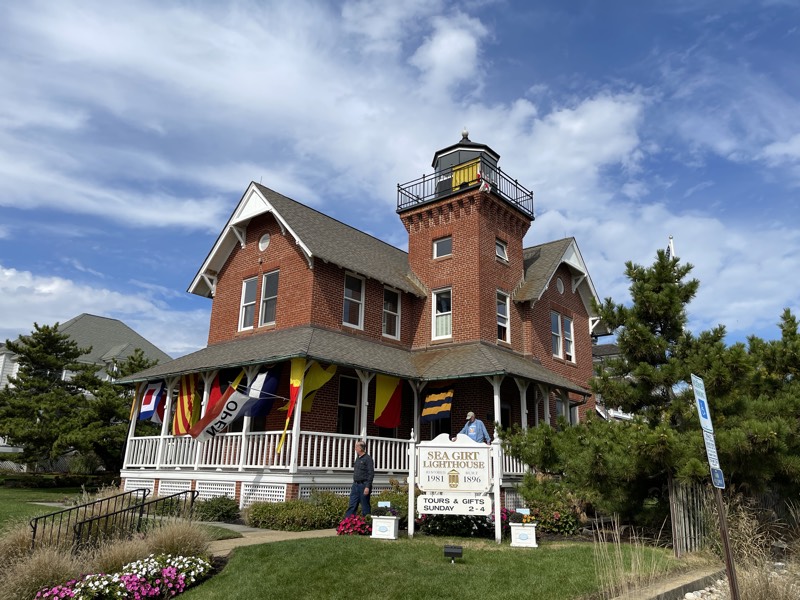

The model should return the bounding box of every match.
[258,234,271,252]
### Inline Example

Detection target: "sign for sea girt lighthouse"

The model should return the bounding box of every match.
[417,437,491,493]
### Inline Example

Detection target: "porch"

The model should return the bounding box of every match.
[124,430,527,478]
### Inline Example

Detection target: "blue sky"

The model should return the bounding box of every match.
[1,0,799,357]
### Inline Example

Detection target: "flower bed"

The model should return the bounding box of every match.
[36,554,211,599]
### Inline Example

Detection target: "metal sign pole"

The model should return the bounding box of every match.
[714,487,740,600]
[691,374,739,600]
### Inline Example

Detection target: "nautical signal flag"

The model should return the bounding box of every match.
[278,361,337,413]
[206,367,242,414]
[139,382,166,423]
[188,369,246,441]
[172,374,201,436]
[243,364,283,417]
[421,383,454,423]
[277,357,305,454]
[374,374,402,429]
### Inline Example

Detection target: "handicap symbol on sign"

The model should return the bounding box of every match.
[699,399,708,420]
[710,467,725,489]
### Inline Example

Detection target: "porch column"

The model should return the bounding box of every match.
[156,377,179,469]
[239,366,260,471]
[484,375,504,431]
[514,378,530,431]
[194,371,215,471]
[356,369,375,439]
[410,381,426,442]
[123,383,145,468]
[539,384,551,427]
[288,361,311,474]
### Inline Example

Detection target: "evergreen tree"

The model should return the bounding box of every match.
[0,323,161,472]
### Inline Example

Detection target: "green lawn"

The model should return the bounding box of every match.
[0,487,82,527]
[183,535,679,600]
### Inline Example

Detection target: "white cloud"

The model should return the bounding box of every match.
[0,264,208,356]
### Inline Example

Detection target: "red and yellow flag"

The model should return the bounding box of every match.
[277,358,305,453]
[173,374,201,435]
[374,374,402,429]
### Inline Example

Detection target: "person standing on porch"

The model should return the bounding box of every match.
[455,411,491,444]
[345,440,374,517]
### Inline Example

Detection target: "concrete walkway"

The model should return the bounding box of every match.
[609,567,724,600]
[205,523,337,558]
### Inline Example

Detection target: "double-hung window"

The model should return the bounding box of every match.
[383,288,400,339]
[551,311,575,362]
[497,291,509,343]
[343,273,364,329]
[433,288,452,339]
[337,375,359,434]
[259,270,279,326]
[239,277,257,330]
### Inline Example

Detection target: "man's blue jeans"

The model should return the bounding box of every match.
[345,482,371,517]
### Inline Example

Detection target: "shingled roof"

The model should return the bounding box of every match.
[189,184,426,298]
[119,326,587,395]
[514,238,575,302]
[58,314,172,366]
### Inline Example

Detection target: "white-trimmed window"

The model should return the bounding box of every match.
[551,311,575,362]
[433,236,452,258]
[496,239,508,261]
[239,277,257,330]
[259,270,279,326]
[497,291,509,342]
[383,288,400,339]
[343,273,364,329]
[337,375,359,435]
[433,288,452,339]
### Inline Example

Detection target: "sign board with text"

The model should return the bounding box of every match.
[417,435,491,493]
[692,374,725,489]
[416,493,492,516]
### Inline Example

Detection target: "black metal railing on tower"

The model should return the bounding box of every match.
[397,156,535,220]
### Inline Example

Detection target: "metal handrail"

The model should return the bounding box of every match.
[397,157,535,220]
[30,488,150,550]
[72,490,199,551]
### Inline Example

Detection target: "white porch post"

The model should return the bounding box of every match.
[194,371,215,471]
[288,361,311,474]
[410,381,426,442]
[123,383,145,468]
[156,377,179,470]
[484,375,504,431]
[514,378,530,431]
[540,384,552,426]
[355,369,375,439]
[239,366,260,471]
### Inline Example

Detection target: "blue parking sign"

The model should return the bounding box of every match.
[710,467,725,489]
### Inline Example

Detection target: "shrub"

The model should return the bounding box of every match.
[373,478,415,528]
[532,507,579,535]
[0,546,82,600]
[145,520,210,558]
[194,495,241,523]
[415,514,494,538]
[337,515,371,536]
[245,493,347,531]
[88,536,150,576]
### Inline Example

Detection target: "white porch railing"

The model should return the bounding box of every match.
[124,431,408,473]
[125,431,518,477]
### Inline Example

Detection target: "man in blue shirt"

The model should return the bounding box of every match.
[345,440,374,517]
[457,411,491,444]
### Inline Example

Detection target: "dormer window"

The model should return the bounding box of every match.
[433,236,452,258]
[496,239,508,261]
